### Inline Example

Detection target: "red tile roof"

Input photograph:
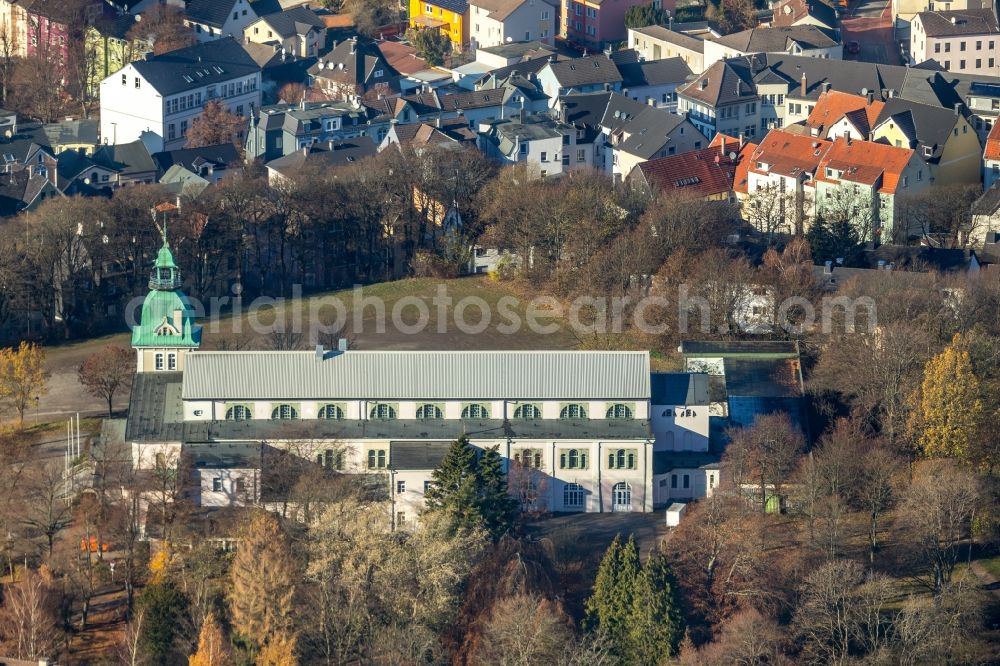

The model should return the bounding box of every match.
[634,134,754,198]
[805,90,884,139]
[985,120,1000,161]
[377,40,430,76]
[749,129,831,178]
[816,137,915,194]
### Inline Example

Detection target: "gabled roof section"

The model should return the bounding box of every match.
[749,128,831,178]
[713,25,839,53]
[633,135,749,198]
[185,0,242,29]
[771,0,839,29]
[804,90,884,138]
[470,0,555,21]
[254,6,325,38]
[872,97,961,163]
[93,140,157,176]
[615,53,692,88]
[629,25,705,53]
[678,59,757,106]
[916,9,999,37]
[422,0,470,13]
[985,121,1000,161]
[309,37,397,85]
[266,136,377,174]
[377,40,430,76]
[817,136,915,194]
[616,107,689,159]
[130,37,261,96]
[152,144,241,174]
[545,54,623,88]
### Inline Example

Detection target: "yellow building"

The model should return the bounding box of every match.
[409,0,468,51]
[870,99,982,186]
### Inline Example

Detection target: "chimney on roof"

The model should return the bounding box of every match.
[302,144,309,156]
[954,102,963,115]
[739,131,745,148]
[338,338,349,352]
[822,81,831,93]
[736,80,742,95]
[824,260,832,274]
[315,344,324,360]
[951,16,957,24]
[700,77,708,89]
[801,72,807,96]
[350,37,357,54]
[867,90,874,104]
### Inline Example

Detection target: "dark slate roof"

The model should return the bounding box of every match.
[653,450,721,474]
[650,373,710,405]
[181,417,653,444]
[185,0,241,28]
[477,55,557,84]
[133,37,261,96]
[93,140,157,176]
[616,54,692,88]
[265,136,377,173]
[724,358,803,398]
[868,245,976,272]
[477,40,558,60]
[546,54,623,88]
[256,5,325,38]
[872,97,961,163]
[629,25,704,53]
[679,59,757,107]
[41,119,98,147]
[309,37,397,85]
[125,372,186,443]
[616,107,689,159]
[559,91,614,127]
[187,442,262,468]
[713,24,839,52]
[681,340,799,356]
[0,170,50,216]
[425,0,469,14]
[0,123,51,162]
[152,144,241,173]
[388,441,452,470]
[916,9,999,37]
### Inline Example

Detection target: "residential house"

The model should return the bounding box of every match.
[126,244,659,516]
[629,133,756,202]
[536,53,623,107]
[770,0,840,32]
[99,37,262,152]
[243,5,326,57]
[91,139,158,186]
[703,25,842,63]
[238,39,316,104]
[86,9,150,96]
[41,119,100,155]
[555,90,629,172]
[627,25,706,73]
[0,0,104,62]
[677,59,761,140]
[745,128,830,232]
[308,37,399,100]
[473,38,557,68]
[244,100,370,162]
[438,80,549,128]
[54,139,157,191]
[479,111,577,177]
[971,189,1000,244]
[409,0,469,50]
[152,143,242,183]
[185,0,259,42]
[378,120,471,151]
[362,91,447,142]
[264,136,378,183]
[910,9,1000,75]
[870,97,981,185]
[0,169,61,215]
[983,119,1000,187]
[612,50,692,111]
[802,89,884,140]
[562,0,672,49]
[469,0,558,49]
[894,0,986,23]
[609,105,706,179]
[677,53,1000,143]
[815,136,927,241]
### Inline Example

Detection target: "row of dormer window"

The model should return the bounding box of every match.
[222,402,635,421]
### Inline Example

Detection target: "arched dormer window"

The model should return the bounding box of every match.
[560,403,587,419]
[226,405,252,420]
[513,403,541,419]
[318,404,344,420]
[271,404,298,420]
[462,403,489,419]
[606,403,632,419]
[370,403,396,420]
[416,404,443,419]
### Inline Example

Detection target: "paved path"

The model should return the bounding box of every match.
[841,0,899,65]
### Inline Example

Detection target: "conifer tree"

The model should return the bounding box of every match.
[627,552,685,665]
[583,534,640,654]
[477,445,518,538]
[425,435,481,527]
[138,580,189,665]
[188,612,234,666]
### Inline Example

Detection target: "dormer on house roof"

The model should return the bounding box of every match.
[804,90,884,139]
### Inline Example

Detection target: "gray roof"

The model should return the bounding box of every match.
[724,358,803,398]
[615,53,692,88]
[713,25,839,53]
[152,143,241,173]
[181,350,651,400]
[653,450,721,474]
[255,5,325,38]
[132,38,261,96]
[630,25,704,53]
[872,97,961,163]
[389,441,451,470]
[616,107,690,159]
[477,40,557,60]
[916,9,999,37]
[489,113,568,155]
[679,59,758,107]
[125,372,185,443]
[650,373,709,405]
[973,181,1000,215]
[187,442,262,468]
[545,54,623,88]
[265,136,377,173]
[93,140,157,176]
[185,0,243,28]
[42,119,98,147]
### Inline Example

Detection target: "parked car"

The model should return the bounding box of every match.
[846,41,861,55]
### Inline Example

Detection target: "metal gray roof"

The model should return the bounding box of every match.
[650,373,709,405]
[182,350,651,400]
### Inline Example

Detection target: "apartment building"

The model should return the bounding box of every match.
[910,9,1000,75]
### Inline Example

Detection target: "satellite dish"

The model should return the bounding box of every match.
[728,151,737,160]
[505,37,512,43]
[861,87,868,95]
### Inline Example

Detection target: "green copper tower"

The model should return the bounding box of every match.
[131,221,201,372]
